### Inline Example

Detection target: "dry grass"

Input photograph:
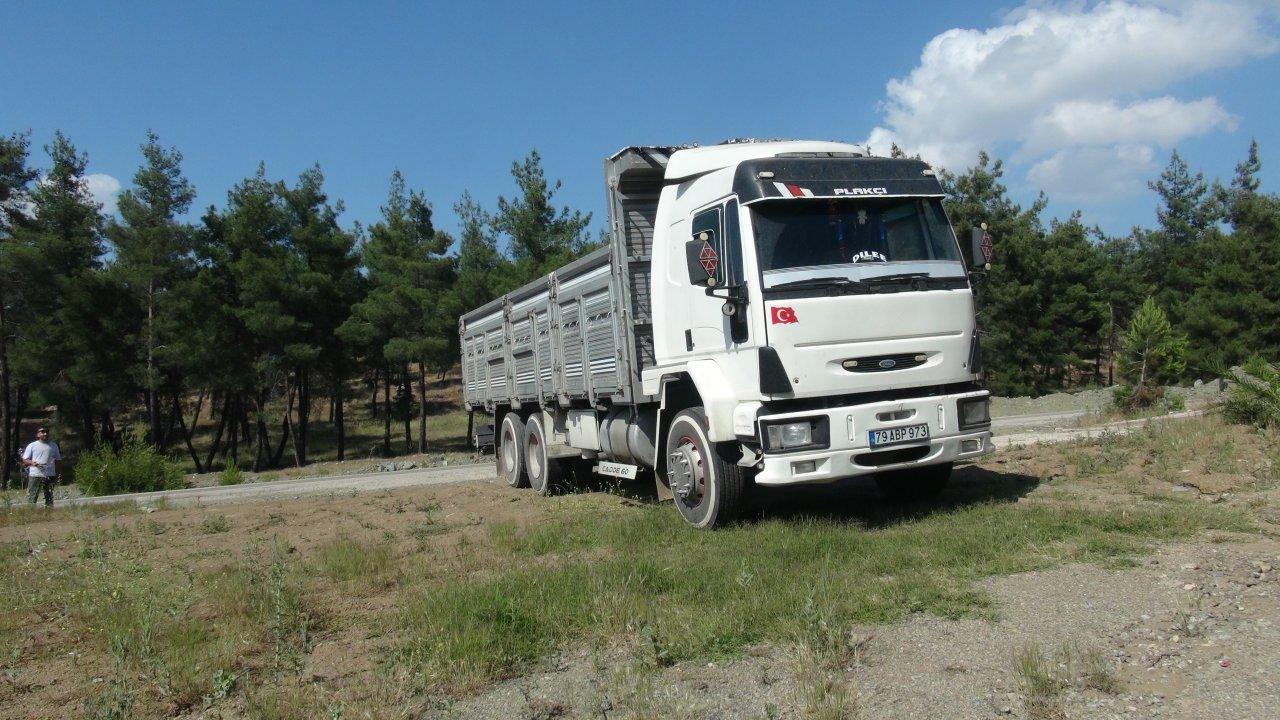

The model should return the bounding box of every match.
[0,413,1268,718]
[1013,642,1121,719]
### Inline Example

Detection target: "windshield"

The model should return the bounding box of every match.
[751,197,962,272]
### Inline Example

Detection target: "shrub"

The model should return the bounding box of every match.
[75,438,184,496]
[1115,299,1187,411]
[1224,358,1280,429]
[218,460,244,486]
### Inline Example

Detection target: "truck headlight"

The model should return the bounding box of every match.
[761,417,829,452]
[958,396,990,429]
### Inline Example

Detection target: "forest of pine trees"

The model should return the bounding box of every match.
[1,130,1277,485]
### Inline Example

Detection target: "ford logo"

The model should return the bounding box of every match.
[878,359,897,369]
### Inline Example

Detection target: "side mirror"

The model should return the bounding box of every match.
[685,233,717,287]
[970,224,992,270]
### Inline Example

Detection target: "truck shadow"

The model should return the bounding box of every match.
[741,465,1042,528]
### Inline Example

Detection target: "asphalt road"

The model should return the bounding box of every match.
[60,409,1202,509]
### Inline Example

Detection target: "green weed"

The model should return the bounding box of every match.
[314,537,398,591]
[201,514,231,534]
[218,459,244,486]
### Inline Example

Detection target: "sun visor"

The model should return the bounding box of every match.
[733,157,945,204]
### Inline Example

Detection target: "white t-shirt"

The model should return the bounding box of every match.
[22,440,61,478]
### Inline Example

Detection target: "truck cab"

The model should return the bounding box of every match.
[459,140,994,529]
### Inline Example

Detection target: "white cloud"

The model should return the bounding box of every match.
[1027,145,1158,201]
[1020,97,1235,158]
[83,173,121,212]
[864,0,1279,199]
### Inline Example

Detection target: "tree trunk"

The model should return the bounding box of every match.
[228,395,239,466]
[146,280,162,448]
[0,302,10,489]
[253,391,269,472]
[297,368,309,465]
[79,393,96,444]
[10,389,26,472]
[1107,302,1116,386]
[159,393,181,450]
[402,364,411,454]
[284,376,302,468]
[382,365,392,457]
[177,403,205,474]
[417,362,427,454]
[335,379,345,461]
[205,395,230,470]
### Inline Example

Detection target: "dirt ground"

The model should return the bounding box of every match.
[2,416,1278,720]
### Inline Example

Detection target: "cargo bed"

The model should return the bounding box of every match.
[459,146,677,410]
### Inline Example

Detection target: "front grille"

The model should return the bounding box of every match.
[853,446,930,466]
[842,352,927,373]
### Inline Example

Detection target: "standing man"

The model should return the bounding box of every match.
[21,426,61,507]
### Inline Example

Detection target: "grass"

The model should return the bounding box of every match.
[200,514,231,534]
[1061,413,1280,494]
[314,536,399,591]
[1013,642,1120,719]
[218,460,245,486]
[0,413,1268,717]
[393,492,1248,692]
[0,500,137,528]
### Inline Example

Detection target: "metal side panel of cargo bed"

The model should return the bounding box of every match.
[458,145,676,412]
[458,247,621,410]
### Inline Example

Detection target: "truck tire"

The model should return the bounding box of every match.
[665,408,745,529]
[498,413,529,488]
[524,413,564,496]
[875,462,953,501]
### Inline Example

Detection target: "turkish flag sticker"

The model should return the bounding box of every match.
[771,306,798,324]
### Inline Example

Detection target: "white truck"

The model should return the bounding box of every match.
[459,140,994,528]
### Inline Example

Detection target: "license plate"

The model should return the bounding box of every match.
[868,423,930,448]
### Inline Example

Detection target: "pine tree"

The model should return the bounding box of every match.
[1181,141,1280,372]
[453,191,507,308]
[277,166,360,463]
[340,171,456,454]
[1118,298,1187,408]
[1141,151,1222,324]
[0,132,39,487]
[107,132,198,448]
[9,132,113,441]
[493,150,593,285]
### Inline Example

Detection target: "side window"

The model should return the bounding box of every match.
[691,206,723,284]
[724,199,744,285]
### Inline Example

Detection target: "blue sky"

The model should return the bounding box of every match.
[3,1,1278,242]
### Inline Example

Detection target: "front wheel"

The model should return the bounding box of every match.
[665,408,745,529]
[875,462,952,501]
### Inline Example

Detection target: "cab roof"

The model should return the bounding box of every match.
[664,140,865,181]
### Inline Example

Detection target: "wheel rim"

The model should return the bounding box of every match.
[667,434,706,508]
[502,425,518,474]
[528,431,544,483]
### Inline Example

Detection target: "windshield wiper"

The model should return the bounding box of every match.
[861,272,931,284]
[769,276,861,290]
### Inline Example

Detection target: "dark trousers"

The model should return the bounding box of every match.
[26,474,54,506]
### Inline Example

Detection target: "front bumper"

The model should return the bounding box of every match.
[751,391,994,486]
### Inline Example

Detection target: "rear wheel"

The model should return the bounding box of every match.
[875,462,952,501]
[524,413,565,496]
[665,408,745,529]
[498,413,528,488]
